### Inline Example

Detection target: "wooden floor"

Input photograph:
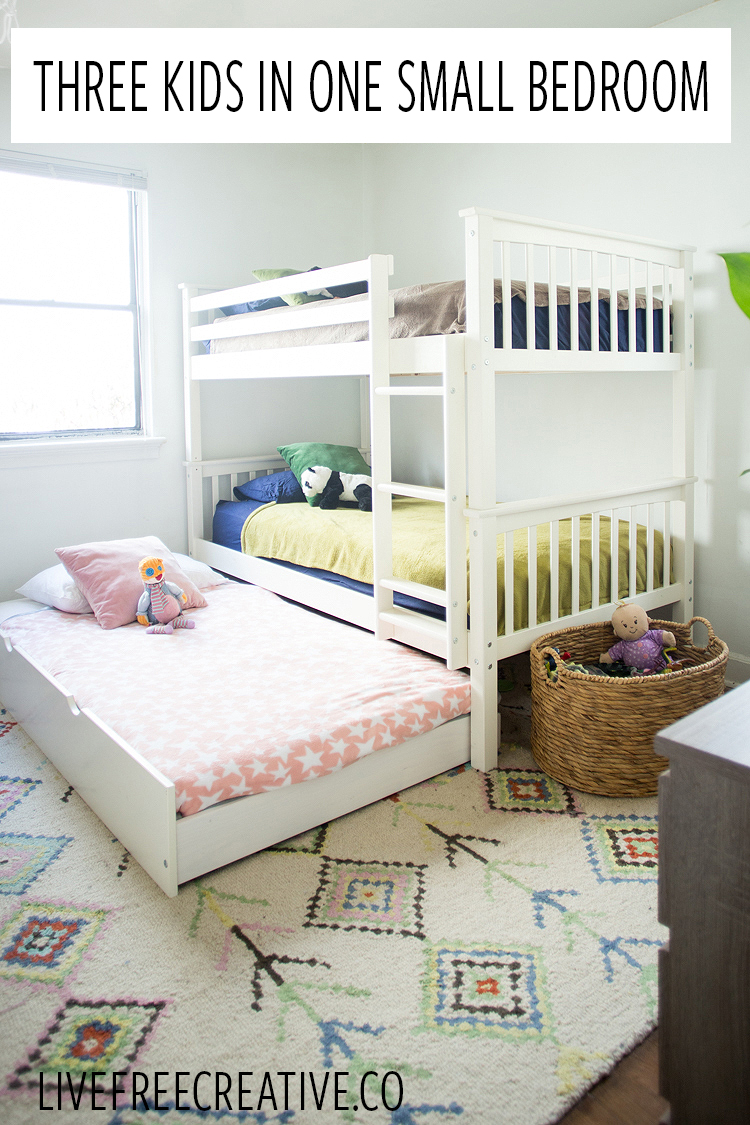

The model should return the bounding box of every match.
[559,1030,668,1124]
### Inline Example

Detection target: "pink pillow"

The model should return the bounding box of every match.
[55,535,207,629]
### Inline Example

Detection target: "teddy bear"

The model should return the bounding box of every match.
[300,466,373,511]
[600,603,675,672]
[136,556,196,635]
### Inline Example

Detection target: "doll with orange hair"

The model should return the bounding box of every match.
[136,556,196,635]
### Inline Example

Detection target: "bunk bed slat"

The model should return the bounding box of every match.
[647,503,655,594]
[504,530,514,635]
[528,524,538,628]
[646,260,654,353]
[374,386,444,397]
[548,246,558,353]
[591,511,600,609]
[610,508,619,604]
[189,258,379,313]
[628,258,637,354]
[550,521,560,621]
[629,507,638,597]
[590,251,599,354]
[570,250,579,352]
[610,256,619,353]
[526,243,535,352]
[377,482,446,502]
[192,342,371,380]
[572,515,580,616]
[193,295,392,342]
[379,578,447,607]
[502,240,512,351]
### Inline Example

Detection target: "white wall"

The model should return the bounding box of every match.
[0,70,366,599]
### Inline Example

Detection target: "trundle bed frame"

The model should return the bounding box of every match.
[0,208,695,897]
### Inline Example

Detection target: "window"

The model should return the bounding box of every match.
[0,152,148,441]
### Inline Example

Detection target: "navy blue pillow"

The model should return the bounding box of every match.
[221,296,286,316]
[233,469,306,504]
[307,266,367,300]
[327,281,368,298]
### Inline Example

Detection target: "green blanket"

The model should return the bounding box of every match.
[241,498,665,634]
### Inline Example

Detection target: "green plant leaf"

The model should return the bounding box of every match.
[719,253,750,320]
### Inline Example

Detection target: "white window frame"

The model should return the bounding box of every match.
[0,150,163,467]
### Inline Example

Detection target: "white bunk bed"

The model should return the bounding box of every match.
[182,207,696,773]
[0,208,694,899]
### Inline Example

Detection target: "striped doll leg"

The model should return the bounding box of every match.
[146,622,174,634]
[171,617,195,630]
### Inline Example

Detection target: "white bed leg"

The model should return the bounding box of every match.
[470,659,499,772]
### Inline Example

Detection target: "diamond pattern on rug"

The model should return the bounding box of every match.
[0,832,72,895]
[0,703,664,1125]
[269,823,330,854]
[0,717,17,739]
[484,767,582,815]
[0,902,108,985]
[581,816,659,884]
[305,857,427,939]
[8,997,166,1092]
[0,777,41,821]
[421,943,552,1040]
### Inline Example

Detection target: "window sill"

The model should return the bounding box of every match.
[0,435,167,469]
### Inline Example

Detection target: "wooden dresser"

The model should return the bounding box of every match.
[656,681,750,1124]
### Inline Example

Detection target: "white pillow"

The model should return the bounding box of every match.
[16,564,93,614]
[172,553,229,590]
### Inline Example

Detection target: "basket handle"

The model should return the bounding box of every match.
[684,616,716,653]
[540,646,566,685]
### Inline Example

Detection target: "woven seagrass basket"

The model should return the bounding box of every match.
[529,616,728,797]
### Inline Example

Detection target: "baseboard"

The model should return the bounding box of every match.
[726,652,750,687]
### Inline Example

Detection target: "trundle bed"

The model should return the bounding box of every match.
[0,208,695,897]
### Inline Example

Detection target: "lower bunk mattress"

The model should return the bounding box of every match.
[214,497,666,633]
[1,583,471,817]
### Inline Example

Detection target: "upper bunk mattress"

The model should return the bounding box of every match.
[210,280,665,354]
[1,583,470,817]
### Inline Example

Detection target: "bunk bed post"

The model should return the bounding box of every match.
[443,334,469,671]
[670,251,695,621]
[464,209,499,772]
[180,283,204,555]
[368,254,396,640]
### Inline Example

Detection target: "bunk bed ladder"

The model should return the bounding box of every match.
[368,262,468,671]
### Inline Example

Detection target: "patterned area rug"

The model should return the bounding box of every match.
[0,704,663,1125]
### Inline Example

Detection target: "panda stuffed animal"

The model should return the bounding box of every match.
[300,465,373,511]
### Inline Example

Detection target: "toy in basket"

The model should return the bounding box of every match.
[530,608,728,797]
[600,603,676,673]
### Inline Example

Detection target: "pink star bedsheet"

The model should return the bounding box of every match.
[2,583,471,816]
